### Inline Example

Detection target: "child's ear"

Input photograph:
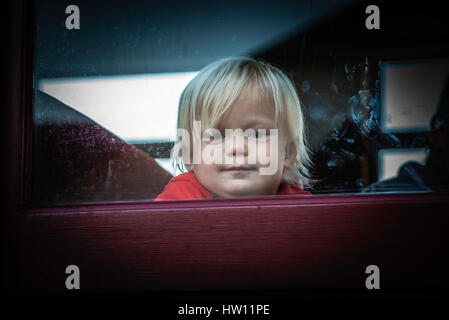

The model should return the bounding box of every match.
[284,141,297,169]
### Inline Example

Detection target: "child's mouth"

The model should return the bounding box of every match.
[222,165,256,172]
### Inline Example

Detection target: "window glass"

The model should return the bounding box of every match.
[32,0,449,204]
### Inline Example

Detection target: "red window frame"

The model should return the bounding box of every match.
[4,0,449,297]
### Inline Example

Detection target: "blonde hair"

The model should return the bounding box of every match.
[172,56,311,187]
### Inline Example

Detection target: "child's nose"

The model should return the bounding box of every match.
[225,132,248,157]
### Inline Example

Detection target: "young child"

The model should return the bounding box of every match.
[155,57,311,201]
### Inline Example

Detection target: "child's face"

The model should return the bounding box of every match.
[191,90,296,198]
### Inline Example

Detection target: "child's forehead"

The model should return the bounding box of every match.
[231,86,275,113]
[215,89,278,127]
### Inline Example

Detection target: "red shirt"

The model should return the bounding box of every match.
[155,172,311,201]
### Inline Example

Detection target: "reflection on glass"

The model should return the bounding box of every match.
[382,61,449,133]
[378,149,427,181]
[368,75,449,193]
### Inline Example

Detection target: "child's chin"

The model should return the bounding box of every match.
[221,182,263,197]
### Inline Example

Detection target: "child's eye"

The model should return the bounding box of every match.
[209,135,218,142]
[202,129,223,143]
[247,129,267,140]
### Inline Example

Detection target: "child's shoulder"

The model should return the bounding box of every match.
[154,172,213,201]
[278,183,312,196]
[168,171,196,183]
